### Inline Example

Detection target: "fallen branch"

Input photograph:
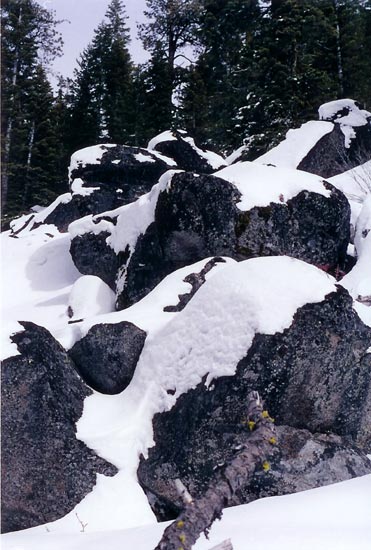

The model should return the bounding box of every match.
[154,391,278,550]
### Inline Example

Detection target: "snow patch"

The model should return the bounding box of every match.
[254,121,334,169]
[10,193,72,235]
[215,161,331,211]
[69,144,117,181]
[71,178,100,197]
[319,99,371,148]
[68,276,116,322]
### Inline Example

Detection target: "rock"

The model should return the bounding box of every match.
[137,286,371,519]
[69,321,147,394]
[69,231,122,290]
[138,423,371,521]
[1,322,117,533]
[148,130,226,174]
[44,187,122,232]
[117,170,350,307]
[69,144,176,203]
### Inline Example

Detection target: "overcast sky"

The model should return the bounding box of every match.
[47,0,149,83]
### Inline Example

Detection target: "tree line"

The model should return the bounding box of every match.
[2,0,371,223]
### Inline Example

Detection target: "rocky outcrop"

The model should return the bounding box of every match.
[137,286,371,519]
[69,144,175,201]
[69,321,147,394]
[148,130,225,174]
[1,322,117,533]
[117,172,350,307]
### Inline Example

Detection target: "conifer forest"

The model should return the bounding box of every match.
[2,0,371,223]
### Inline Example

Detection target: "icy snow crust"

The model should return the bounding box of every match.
[215,161,331,210]
[253,120,334,169]
[3,474,371,549]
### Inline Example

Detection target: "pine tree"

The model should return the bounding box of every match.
[180,0,261,150]
[138,0,202,128]
[68,0,134,151]
[1,0,63,220]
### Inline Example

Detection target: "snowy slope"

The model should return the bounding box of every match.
[3,474,371,550]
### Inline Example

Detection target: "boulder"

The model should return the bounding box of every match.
[252,99,371,179]
[1,322,117,533]
[148,130,226,174]
[69,321,147,394]
[137,285,371,519]
[117,169,350,307]
[69,144,176,202]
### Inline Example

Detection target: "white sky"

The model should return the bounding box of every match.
[47,0,149,83]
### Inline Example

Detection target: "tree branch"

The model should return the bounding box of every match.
[154,391,278,550]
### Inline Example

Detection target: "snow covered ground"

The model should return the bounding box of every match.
[3,474,371,550]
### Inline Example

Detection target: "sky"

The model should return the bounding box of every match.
[47,0,149,84]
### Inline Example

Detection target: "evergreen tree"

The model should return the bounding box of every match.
[1,0,63,220]
[180,0,261,150]
[68,0,134,151]
[138,0,202,128]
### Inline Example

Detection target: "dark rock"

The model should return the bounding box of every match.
[1,322,117,533]
[69,231,121,290]
[148,130,225,174]
[117,172,350,307]
[236,185,350,273]
[44,188,122,232]
[163,257,227,313]
[137,287,371,519]
[70,145,174,201]
[69,321,147,394]
[298,123,371,178]
[118,173,240,308]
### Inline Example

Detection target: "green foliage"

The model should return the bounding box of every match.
[1,0,64,221]
[68,0,135,152]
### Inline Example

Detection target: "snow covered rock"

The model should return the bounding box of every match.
[253,99,371,178]
[1,322,117,533]
[119,168,349,307]
[148,130,226,174]
[137,278,371,518]
[69,144,176,205]
[69,321,147,394]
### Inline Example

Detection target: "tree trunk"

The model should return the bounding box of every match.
[2,6,23,213]
[333,0,344,97]
[154,392,278,550]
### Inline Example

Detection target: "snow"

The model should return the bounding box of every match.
[39,257,334,535]
[10,193,72,235]
[1,225,80,359]
[319,99,371,148]
[183,135,226,170]
[215,161,331,210]
[224,143,250,165]
[254,120,334,169]
[341,195,371,321]
[148,129,226,170]
[71,178,100,197]
[69,144,117,181]
[328,160,371,230]
[147,130,177,150]
[67,276,116,322]
[3,474,371,550]
[71,257,235,347]
[134,152,155,163]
